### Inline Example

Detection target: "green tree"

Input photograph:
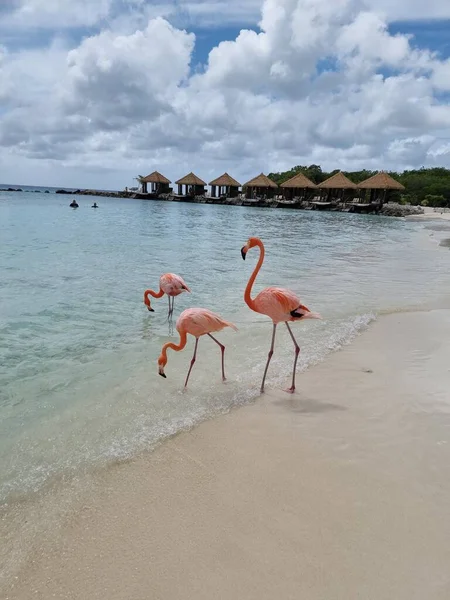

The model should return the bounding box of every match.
[268,165,450,206]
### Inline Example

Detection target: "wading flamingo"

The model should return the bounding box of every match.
[144,273,191,325]
[158,307,237,388]
[241,237,321,394]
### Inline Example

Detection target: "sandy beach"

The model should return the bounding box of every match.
[407,207,450,221]
[4,309,450,600]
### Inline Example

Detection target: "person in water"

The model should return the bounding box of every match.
[70,200,79,208]
[92,202,98,208]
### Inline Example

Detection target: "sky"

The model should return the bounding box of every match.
[1,0,450,189]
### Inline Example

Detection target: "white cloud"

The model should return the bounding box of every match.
[387,135,436,163]
[60,18,194,130]
[1,0,450,188]
[2,0,112,28]
[2,0,450,36]
[371,0,450,21]
[181,0,450,25]
[431,60,450,91]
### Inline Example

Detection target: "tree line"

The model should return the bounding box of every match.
[267,165,450,207]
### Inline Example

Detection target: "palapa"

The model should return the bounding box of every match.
[243,173,278,188]
[209,173,241,187]
[280,173,317,189]
[175,172,207,186]
[318,171,357,189]
[141,171,171,184]
[358,171,405,190]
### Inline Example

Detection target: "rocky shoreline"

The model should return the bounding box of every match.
[379,203,424,217]
[69,189,424,217]
[1,186,424,217]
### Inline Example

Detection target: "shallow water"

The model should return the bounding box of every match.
[1,191,450,507]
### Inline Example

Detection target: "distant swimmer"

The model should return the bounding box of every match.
[70,200,79,208]
[92,202,98,208]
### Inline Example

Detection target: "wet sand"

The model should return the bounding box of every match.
[5,310,450,600]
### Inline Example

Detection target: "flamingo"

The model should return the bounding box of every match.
[158,307,237,388]
[143,273,191,326]
[241,237,321,394]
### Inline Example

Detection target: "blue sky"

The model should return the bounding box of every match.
[390,19,450,58]
[3,18,450,70]
[1,0,450,189]
[194,20,450,68]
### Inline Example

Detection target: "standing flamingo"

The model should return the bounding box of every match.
[241,237,321,394]
[143,273,191,326]
[158,307,237,388]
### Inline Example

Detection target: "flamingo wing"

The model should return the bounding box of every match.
[160,273,191,295]
[178,308,237,337]
[254,287,302,322]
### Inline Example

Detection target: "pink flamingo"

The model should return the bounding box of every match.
[241,236,321,394]
[144,273,191,324]
[158,307,237,388]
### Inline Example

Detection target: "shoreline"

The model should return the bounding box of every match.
[406,207,450,222]
[4,309,450,600]
[1,186,426,217]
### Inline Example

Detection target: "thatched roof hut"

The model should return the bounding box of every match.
[175,172,207,186]
[358,171,405,190]
[209,173,241,198]
[357,171,405,206]
[280,173,317,201]
[175,172,207,196]
[280,173,317,189]
[316,171,357,204]
[243,173,278,199]
[209,173,241,187]
[140,171,171,194]
[318,172,357,190]
[141,171,171,184]
[243,173,278,189]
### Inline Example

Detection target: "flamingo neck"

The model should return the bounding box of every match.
[244,239,265,311]
[159,330,188,365]
[144,287,164,308]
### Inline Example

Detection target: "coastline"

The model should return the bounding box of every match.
[1,186,425,216]
[406,207,450,221]
[5,309,450,600]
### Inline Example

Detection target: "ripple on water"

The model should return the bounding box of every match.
[0,198,450,506]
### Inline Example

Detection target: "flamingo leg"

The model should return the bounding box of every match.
[167,296,175,334]
[184,337,199,388]
[208,333,226,382]
[260,323,277,394]
[285,322,300,393]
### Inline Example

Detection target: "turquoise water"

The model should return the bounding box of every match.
[1,191,450,506]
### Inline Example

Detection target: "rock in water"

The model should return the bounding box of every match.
[380,203,424,217]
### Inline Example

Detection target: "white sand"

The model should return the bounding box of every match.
[5,310,450,600]
[407,206,450,221]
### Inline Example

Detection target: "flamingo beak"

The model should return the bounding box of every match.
[241,246,247,260]
[158,366,166,378]
[147,306,155,312]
